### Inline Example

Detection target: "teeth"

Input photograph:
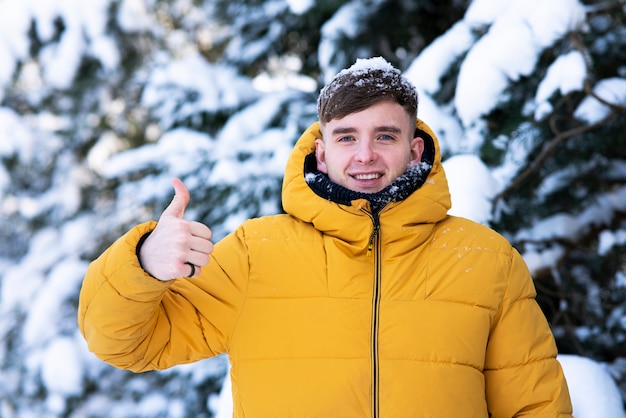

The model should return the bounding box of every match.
[354,173,381,180]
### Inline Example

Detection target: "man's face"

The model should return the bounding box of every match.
[315,101,424,193]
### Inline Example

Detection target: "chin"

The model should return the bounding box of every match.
[355,186,385,194]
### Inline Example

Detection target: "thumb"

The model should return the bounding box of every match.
[162,178,190,218]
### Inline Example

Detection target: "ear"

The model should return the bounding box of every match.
[315,138,328,173]
[410,136,425,163]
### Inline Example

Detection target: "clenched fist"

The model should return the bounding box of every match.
[139,178,214,281]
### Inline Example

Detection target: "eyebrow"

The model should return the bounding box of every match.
[376,126,402,134]
[330,126,402,136]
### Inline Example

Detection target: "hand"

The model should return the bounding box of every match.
[139,178,214,281]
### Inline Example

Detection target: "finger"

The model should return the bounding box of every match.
[184,251,211,278]
[188,236,214,258]
[189,221,213,240]
[162,178,190,219]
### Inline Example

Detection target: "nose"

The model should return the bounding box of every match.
[354,139,376,163]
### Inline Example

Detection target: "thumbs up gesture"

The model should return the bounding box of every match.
[138,178,214,281]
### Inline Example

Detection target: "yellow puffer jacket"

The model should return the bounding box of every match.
[78,120,572,417]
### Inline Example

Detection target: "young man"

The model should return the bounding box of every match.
[78,57,572,417]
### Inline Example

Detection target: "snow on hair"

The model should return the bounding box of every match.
[317,57,419,124]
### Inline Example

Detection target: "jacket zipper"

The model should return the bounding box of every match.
[363,209,382,418]
[366,217,380,257]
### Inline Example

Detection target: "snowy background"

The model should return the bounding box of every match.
[1,0,626,417]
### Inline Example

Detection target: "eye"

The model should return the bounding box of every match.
[378,134,395,141]
[337,135,355,142]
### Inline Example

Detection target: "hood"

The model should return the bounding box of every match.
[281,119,451,243]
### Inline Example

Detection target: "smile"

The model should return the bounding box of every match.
[353,173,382,180]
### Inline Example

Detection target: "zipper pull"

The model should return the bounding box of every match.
[367,218,380,257]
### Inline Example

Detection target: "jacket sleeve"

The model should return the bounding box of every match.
[484,248,573,418]
[77,221,250,372]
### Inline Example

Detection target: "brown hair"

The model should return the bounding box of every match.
[317,58,418,125]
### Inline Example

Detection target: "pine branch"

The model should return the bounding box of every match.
[493,109,622,204]
[583,0,626,15]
